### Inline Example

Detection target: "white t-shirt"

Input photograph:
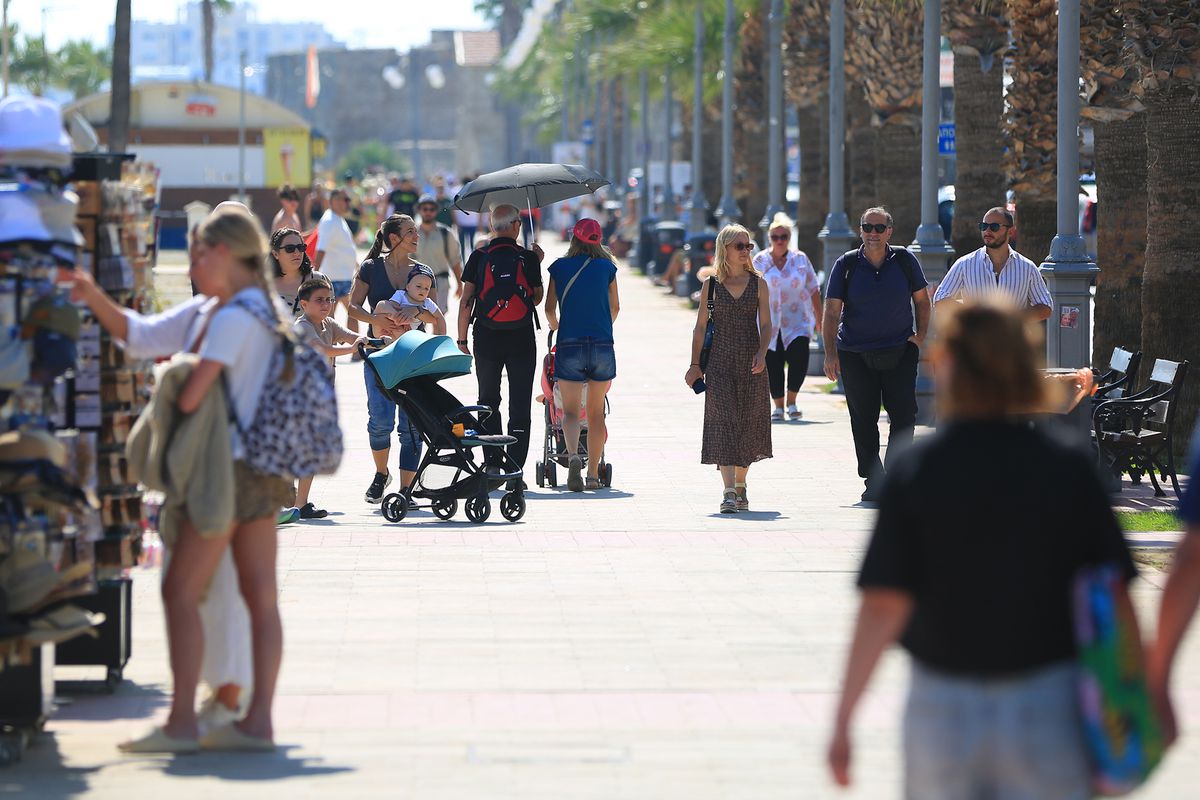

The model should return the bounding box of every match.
[199,287,281,458]
[387,289,441,329]
[315,209,358,281]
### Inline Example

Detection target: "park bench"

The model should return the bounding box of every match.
[1092,347,1142,404]
[1092,357,1189,500]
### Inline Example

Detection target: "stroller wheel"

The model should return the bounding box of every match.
[432,498,457,520]
[602,462,613,488]
[381,492,408,523]
[465,495,492,523]
[500,492,526,522]
[535,461,545,488]
[546,460,558,488]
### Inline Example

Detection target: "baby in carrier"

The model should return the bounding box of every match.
[377,264,448,336]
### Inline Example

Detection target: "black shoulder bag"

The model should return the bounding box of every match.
[699,278,716,372]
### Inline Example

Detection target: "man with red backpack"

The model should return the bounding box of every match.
[456,204,545,486]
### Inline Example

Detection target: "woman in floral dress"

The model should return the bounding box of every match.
[753,213,823,421]
[684,225,774,513]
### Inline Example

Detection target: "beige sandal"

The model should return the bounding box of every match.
[735,483,749,511]
[199,723,275,752]
[118,726,199,754]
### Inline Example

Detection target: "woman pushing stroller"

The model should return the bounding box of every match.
[544,219,620,492]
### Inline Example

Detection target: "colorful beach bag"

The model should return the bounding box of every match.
[1073,563,1165,795]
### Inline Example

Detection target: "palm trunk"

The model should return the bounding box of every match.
[1014,199,1056,266]
[1141,88,1200,457]
[202,0,215,84]
[109,0,131,153]
[796,102,825,258]
[874,123,921,246]
[846,88,874,224]
[950,48,1006,258]
[1091,113,1146,372]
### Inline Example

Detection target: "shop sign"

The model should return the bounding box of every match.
[185,94,218,117]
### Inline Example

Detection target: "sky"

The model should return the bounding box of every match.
[7,0,491,52]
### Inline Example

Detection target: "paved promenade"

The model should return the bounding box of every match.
[8,236,1199,798]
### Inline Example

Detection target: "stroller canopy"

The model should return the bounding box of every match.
[367,332,473,386]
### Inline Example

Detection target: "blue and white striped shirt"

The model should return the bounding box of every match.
[933,246,1053,309]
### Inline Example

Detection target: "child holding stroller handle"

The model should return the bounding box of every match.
[544,219,620,492]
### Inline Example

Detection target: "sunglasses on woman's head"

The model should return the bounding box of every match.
[277,243,306,254]
[729,242,754,252]
[860,223,889,234]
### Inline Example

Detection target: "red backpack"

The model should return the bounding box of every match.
[472,240,540,329]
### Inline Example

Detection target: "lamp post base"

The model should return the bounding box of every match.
[1040,234,1098,369]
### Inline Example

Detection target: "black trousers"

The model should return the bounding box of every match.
[765,333,810,399]
[839,344,919,487]
[474,325,537,469]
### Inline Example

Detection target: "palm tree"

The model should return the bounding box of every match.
[201,0,233,84]
[1121,2,1200,455]
[110,0,131,153]
[1003,0,1058,265]
[57,40,111,98]
[784,0,829,257]
[846,0,924,245]
[734,2,769,228]
[1081,0,1145,371]
[944,0,1009,259]
[10,34,51,96]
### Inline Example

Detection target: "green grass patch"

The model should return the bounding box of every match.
[818,381,838,394]
[1116,510,1182,532]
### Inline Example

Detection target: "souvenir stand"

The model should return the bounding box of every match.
[0,95,156,765]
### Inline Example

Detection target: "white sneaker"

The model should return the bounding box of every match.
[786,405,802,420]
[770,408,785,422]
[197,694,243,736]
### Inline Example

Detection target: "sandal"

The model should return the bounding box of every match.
[720,489,737,514]
[735,483,749,511]
[583,476,602,490]
[118,726,199,754]
[199,723,275,753]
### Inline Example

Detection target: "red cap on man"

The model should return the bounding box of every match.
[572,218,602,245]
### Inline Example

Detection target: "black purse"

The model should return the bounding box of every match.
[699,278,716,372]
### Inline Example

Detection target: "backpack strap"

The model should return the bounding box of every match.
[706,276,716,320]
[440,225,454,265]
[557,257,594,311]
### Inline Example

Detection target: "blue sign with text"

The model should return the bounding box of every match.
[938,123,955,155]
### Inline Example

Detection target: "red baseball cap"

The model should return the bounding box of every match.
[572,218,602,245]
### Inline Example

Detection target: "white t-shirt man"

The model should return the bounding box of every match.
[315,208,358,286]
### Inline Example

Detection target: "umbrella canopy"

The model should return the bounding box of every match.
[453,163,610,213]
[368,332,473,387]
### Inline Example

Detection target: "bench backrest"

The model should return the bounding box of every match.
[1145,358,1189,431]
[1110,347,1134,374]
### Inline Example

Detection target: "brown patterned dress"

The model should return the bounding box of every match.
[701,274,773,466]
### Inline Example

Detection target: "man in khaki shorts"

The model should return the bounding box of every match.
[415,193,462,314]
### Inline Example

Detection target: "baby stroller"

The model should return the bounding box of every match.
[535,330,614,488]
[363,332,526,524]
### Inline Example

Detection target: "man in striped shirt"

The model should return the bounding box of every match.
[933,207,1053,320]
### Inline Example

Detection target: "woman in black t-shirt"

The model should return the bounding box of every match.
[827,300,1136,798]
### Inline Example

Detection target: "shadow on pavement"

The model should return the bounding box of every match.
[52,680,169,722]
[706,511,784,521]
[2,733,98,798]
[523,489,635,501]
[158,745,354,781]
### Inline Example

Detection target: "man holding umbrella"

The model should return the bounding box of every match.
[457,204,545,485]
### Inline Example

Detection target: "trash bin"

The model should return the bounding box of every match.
[676,232,717,297]
[635,216,660,272]
[648,221,686,279]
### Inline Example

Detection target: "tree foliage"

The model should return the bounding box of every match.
[336,141,411,180]
[6,24,111,98]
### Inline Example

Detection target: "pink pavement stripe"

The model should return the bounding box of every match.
[250,690,900,732]
[280,525,828,549]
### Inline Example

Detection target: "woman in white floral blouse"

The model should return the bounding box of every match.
[753,213,823,421]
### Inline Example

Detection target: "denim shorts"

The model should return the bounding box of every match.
[555,337,616,383]
[330,280,352,299]
[904,660,1090,800]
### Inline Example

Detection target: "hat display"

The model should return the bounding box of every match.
[0,191,52,243]
[24,295,82,340]
[0,429,68,469]
[30,189,84,247]
[0,96,72,155]
[572,218,603,245]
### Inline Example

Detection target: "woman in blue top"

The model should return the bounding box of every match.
[544,218,621,491]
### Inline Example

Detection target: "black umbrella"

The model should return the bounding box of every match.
[453,163,610,245]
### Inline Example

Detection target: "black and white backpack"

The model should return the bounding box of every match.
[226,294,343,481]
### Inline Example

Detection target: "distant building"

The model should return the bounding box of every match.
[267,30,512,179]
[119,2,341,94]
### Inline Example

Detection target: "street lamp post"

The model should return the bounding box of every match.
[409,52,422,183]
[238,50,246,201]
[760,0,784,241]
[817,0,854,274]
[606,78,617,186]
[909,0,954,283]
[1040,0,1096,368]
[716,0,741,228]
[689,0,709,235]
[661,65,676,222]
[640,68,651,218]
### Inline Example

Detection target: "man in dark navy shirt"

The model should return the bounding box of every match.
[822,206,932,503]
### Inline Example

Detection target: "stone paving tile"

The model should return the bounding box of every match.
[7,237,1199,798]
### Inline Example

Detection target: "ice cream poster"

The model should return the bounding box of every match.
[263,127,313,188]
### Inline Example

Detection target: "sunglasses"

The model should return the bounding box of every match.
[978,222,1011,232]
[276,243,306,254]
[769,234,790,241]
[860,223,890,234]
[729,242,754,252]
